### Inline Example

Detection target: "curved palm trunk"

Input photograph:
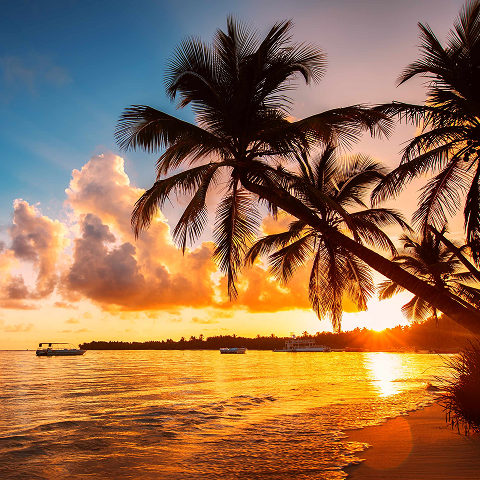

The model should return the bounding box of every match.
[240,173,480,335]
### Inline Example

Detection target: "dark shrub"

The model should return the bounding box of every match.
[439,339,480,435]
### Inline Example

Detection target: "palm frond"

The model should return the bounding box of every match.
[401,295,435,321]
[378,280,405,300]
[212,184,262,299]
[452,282,480,308]
[371,144,455,205]
[450,271,480,283]
[116,105,224,155]
[309,239,344,331]
[268,234,315,284]
[412,158,469,233]
[465,165,480,264]
[344,253,374,312]
[349,218,398,255]
[291,105,393,149]
[334,154,387,208]
[172,167,220,252]
[245,221,306,266]
[131,163,220,237]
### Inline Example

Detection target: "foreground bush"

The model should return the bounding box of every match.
[439,339,480,435]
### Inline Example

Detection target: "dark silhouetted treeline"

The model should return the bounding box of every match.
[80,317,474,351]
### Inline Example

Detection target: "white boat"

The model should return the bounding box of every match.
[36,343,86,356]
[220,347,247,354]
[274,335,330,352]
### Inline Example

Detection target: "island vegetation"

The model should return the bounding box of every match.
[80,316,473,352]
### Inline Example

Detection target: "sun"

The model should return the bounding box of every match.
[342,295,412,331]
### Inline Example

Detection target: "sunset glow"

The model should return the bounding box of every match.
[0,0,467,350]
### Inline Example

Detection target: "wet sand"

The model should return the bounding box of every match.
[344,402,480,479]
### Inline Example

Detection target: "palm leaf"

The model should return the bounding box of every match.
[212,184,261,299]
[465,165,480,264]
[412,158,469,233]
[245,221,306,266]
[378,280,405,300]
[401,295,434,321]
[268,234,315,284]
[116,105,224,155]
[291,105,392,149]
[132,163,220,236]
[172,166,220,252]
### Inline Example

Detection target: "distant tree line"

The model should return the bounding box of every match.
[80,317,473,352]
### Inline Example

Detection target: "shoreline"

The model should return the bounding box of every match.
[343,402,480,479]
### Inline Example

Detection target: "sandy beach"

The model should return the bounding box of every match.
[344,402,480,479]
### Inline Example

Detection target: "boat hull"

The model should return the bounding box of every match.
[273,347,330,352]
[220,347,247,354]
[36,349,86,356]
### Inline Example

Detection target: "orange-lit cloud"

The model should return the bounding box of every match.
[260,212,295,236]
[9,200,69,298]
[65,318,80,324]
[0,153,320,323]
[2,322,34,332]
[53,301,77,309]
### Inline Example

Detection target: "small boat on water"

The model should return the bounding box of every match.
[220,347,247,354]
[36,343,86,356]
[274,335,330,352]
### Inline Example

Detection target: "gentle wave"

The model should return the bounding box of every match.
[0,350,444,479]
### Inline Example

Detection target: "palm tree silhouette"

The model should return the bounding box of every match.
[378,227,480,322]
[116,17,480,333]
[246,147,410,331]
[374,1,480,261]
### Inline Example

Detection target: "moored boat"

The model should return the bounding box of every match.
[274,335,330,352]
[36,343,86,356]
[220,347,247,354]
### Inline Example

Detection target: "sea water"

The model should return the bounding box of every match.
[0,350,446,479]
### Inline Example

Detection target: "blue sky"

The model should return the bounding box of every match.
[0,0,463,226]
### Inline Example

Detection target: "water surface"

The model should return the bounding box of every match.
[0,350,445,479]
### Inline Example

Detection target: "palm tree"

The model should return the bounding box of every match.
[246,148,410,331]
[116,17,480,333]
[428,224,480,283]
[373,0,480,261]
[378,227,480,322]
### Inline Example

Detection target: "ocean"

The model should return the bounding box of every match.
[0,350,445,479]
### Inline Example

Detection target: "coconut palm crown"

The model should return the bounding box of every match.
[378,227,480,322]
[115,17,390,299]
[373,0,480,262]
[246,147,410,331]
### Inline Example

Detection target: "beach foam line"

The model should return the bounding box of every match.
[343,402,480,479]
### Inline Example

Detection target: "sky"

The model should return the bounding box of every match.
[0,0,467,349]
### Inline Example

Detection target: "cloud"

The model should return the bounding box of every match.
[191,317,220,324]
[65,318,80,324]
[260,212,295,236]
[60,153,220,311]
[9,200,69,298]
[2,323,34,332]
[0,299,39,310]
[168,317,182,323]
[0,54,71,99]
[5,275,29,300]
[53,302,78,309]
[0,152,316,318]
[217,263,311,313]
[75,328,90,333]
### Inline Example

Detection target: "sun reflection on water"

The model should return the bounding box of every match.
[365,352,404,397]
